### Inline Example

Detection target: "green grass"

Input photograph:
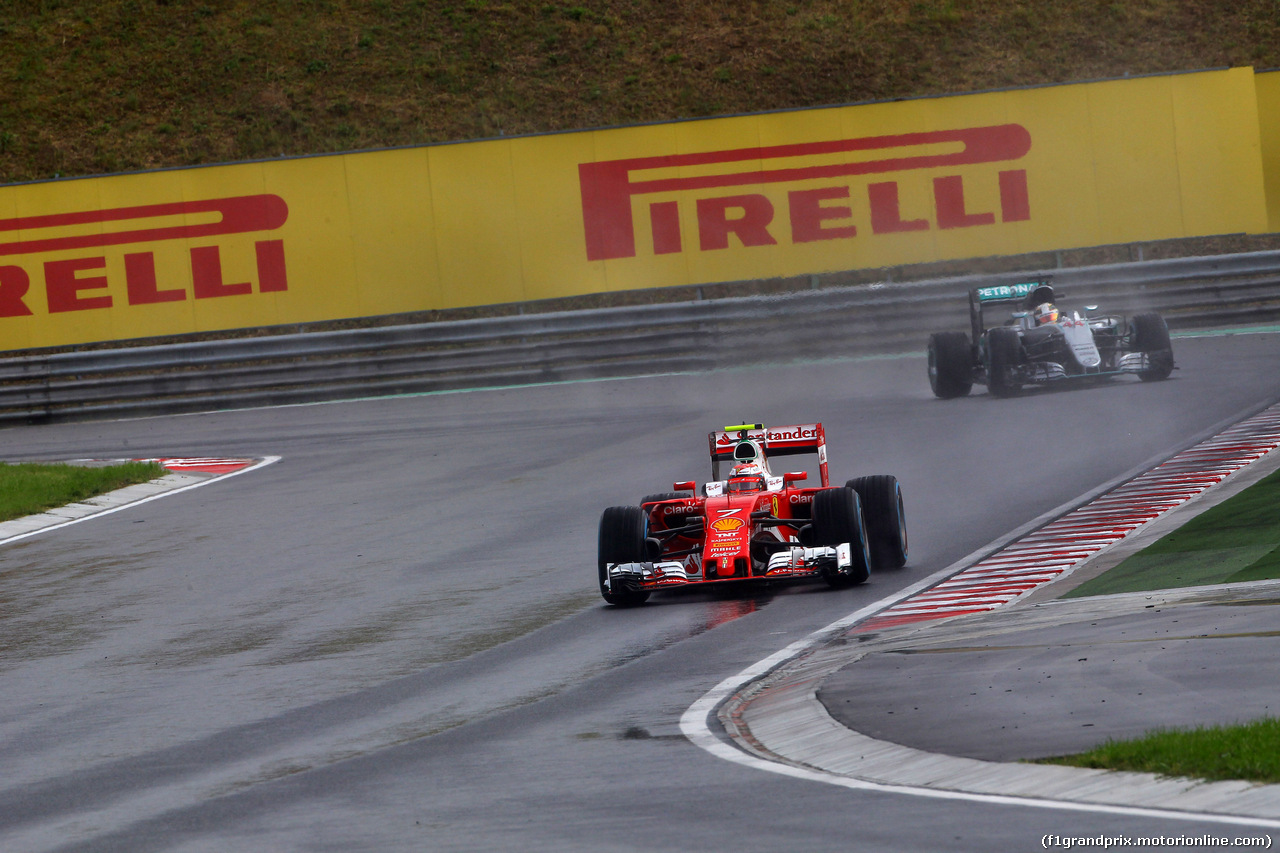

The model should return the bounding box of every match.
[0,461,165,522]
[1065,466,1280,598]
[1,1,1279,183]
[1040,717,1280,783]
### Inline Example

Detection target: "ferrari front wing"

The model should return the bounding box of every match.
[604,543,853,592]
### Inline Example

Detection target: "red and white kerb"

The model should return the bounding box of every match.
[853,404,1280,634]
[150,457,257,476]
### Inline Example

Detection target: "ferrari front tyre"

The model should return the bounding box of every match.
[1131,312,1174,382]
[597,505,651,607]
[847,475,908,569]
[810,487,871,587]
[927,331,973,399]
[985,326,1022,397]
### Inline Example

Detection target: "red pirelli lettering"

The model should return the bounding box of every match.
[0,266,33,317]
[649,202,682,255]
[697,195,778,250]
[999,170,1031,222]
[934,175,995,229]
[868,182,928,234]
[46,257,112,313]
[191,246,253,299]
[0,196,290,315]
[125,252,185,304]
[0,194,288,257]
[579,124,1032,260]
[789,187,857,243]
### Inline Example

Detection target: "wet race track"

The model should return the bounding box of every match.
[2,330,1280,851]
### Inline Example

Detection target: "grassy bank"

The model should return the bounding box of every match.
[2,1,1279,184]
[0,460,165,522]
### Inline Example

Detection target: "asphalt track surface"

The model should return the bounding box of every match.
[1,330,1279,851]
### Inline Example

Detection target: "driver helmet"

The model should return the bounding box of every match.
[727,462,766,494]
[1033,302,1059,326]
[727,475,766,494]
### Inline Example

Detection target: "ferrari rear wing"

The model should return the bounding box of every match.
[708,423,829,486]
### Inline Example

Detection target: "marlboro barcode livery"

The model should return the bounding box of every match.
[596,423,908,607]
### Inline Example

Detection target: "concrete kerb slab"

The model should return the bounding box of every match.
[717,582,1280,826]
[0,457,279,547]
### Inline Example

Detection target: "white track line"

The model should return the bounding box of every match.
[0,456,279,547]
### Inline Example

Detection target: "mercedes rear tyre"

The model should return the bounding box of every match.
[1131,313,1174,382]
[927,331,973,398]
[985,326,1022,397]
[847,475,908,569]
[810,487,872,587]
[598,505,651,607]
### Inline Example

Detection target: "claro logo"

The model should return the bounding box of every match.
[578,124,1031,261]
[0,194,288,317]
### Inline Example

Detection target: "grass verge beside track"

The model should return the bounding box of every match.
[1040,719,1280,784]
[0,460,164,522]
[1064,466,1280,598]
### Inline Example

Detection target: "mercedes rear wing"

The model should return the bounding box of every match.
[969,278,1055,339]
[708,423,829,487]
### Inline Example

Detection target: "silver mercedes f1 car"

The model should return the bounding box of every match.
[927,279,1175,398]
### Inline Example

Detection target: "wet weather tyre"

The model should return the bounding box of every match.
[598,505,650,607]
[985,327,1022,397]
[847,475,908,569]
[927,331,973,398]
[810,487,871,587]
[1132,313,1174,382]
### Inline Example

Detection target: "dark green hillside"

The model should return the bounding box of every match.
[1,1,1278,184]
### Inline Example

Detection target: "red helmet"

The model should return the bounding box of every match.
[727,475,766,494]
[1034,303,1059,325]
[728,462,765,493]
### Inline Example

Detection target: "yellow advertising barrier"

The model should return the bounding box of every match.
[1257,69,1280,233]
[0,67,1271,350]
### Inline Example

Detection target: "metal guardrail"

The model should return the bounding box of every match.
[3,250,1280,425]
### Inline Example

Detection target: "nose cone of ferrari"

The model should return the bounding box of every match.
[702,494,763,577]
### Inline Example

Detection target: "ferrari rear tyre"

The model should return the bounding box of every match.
[847,475,908,569]
[927,331,973,399]
[598,505,651,607]
[810,487,871,587]
[1132,313,1174,382]
[985,326,1022,397]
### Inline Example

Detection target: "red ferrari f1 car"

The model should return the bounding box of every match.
[597,423,908,606]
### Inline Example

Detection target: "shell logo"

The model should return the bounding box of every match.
[711,517,745,532]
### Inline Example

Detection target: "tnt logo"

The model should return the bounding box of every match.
[578,124,1032,261]
[0,194,288,317]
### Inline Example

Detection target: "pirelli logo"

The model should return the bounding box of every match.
[578,124,1032,261]
[0,194,288,317]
